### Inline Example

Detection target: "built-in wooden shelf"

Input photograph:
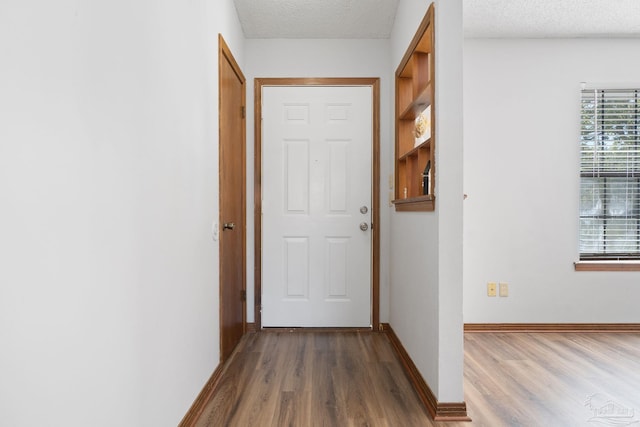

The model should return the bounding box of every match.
[399,84,433,120]
[393,195,435,212]
[393,3,435,212]
[398,139,431,161]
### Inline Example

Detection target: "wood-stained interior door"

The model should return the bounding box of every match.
[218,35,246,361]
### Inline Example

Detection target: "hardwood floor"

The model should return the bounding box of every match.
[193,331,640,427]
[465,332,640,426]
[194,331,436,427]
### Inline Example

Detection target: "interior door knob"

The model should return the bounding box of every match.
[359,222,369,231]
[223,222,235,230]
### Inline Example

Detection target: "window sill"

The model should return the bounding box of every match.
[574,261,640,271]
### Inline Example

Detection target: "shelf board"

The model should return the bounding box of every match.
[392,195,435,212]
[398,139,431,161]
[399,83,432,120]
[394,4,435,214]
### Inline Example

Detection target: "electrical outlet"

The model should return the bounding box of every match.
[487,282,497,297]
[499,282,509,297]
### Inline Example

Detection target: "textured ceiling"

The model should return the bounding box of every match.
[465,0,640,38]
[234,0,640,39]
[234,0,400,39]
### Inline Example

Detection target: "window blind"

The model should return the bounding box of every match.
[580,89,640,260]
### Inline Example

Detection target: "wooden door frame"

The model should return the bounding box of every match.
[218,34,246,361]
[254,77,381,331]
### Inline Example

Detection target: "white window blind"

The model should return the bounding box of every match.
[580,89,640,260]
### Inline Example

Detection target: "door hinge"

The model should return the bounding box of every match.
[241,106,246,118]
[241,290,247,301]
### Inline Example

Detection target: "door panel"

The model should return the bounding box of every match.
[262,86,372,327]
[284,140,309,213]
[218,35,245,361]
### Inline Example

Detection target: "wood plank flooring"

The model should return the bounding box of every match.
[194,331,640,427]
[195,331,435,427]
[465,332,640,426]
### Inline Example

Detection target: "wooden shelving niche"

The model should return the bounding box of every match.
[393,4,435,212]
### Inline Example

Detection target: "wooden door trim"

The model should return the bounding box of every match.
[218,34,246,361]
[254,77,381,330]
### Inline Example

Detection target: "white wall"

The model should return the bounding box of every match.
[389,0,464,403]
[244,38,393,324]
[0,1,243,425]
[464,38,640,323]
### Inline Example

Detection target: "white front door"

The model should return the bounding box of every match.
[262,86,372,327]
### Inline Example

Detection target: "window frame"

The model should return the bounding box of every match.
[576,88,640,271]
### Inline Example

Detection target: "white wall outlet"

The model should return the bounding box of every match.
[499,282,509,297]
